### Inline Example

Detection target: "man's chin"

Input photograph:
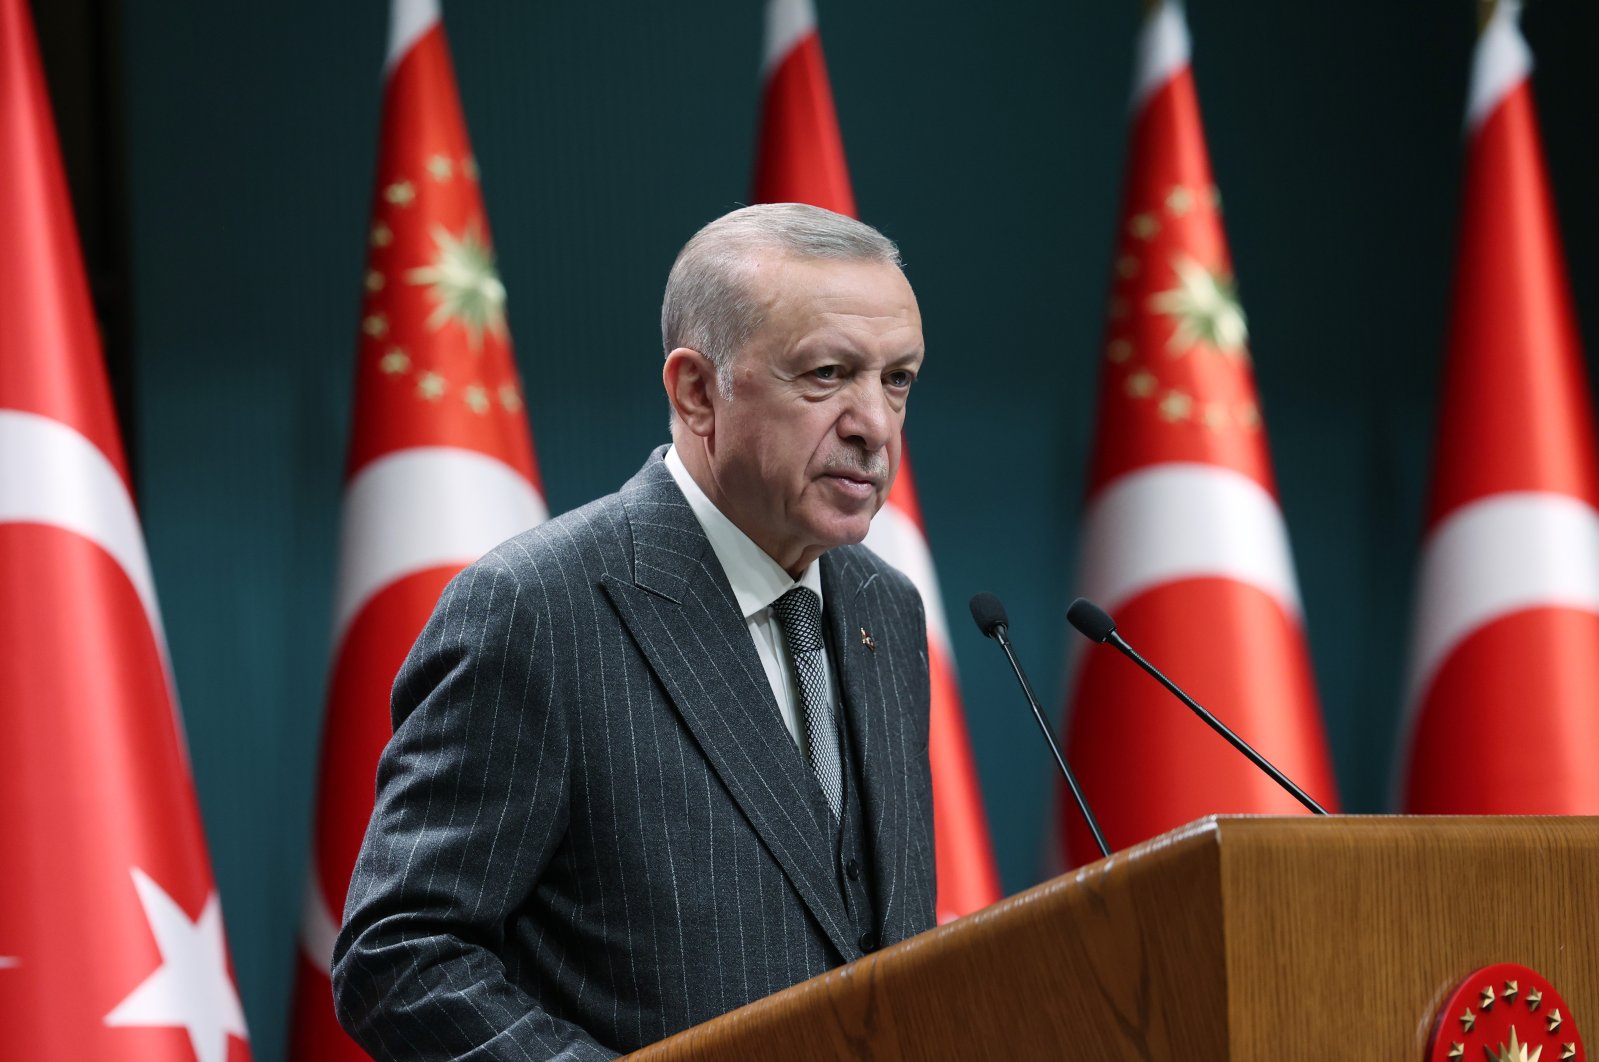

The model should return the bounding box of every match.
[819,510,879,549]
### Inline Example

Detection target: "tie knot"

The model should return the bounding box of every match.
[771,586,824,654]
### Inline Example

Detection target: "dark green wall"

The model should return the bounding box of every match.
[116,2,1599,1058]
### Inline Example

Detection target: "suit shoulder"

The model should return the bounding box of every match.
[472,490,631,577]
[425,491,632,629]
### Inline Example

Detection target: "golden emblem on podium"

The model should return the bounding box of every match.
[1428,964,1584,1061]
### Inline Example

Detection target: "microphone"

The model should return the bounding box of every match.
[969,592,1111,858]
[1065,597,1328,816]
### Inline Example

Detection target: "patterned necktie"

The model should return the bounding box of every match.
[771,586,844,822]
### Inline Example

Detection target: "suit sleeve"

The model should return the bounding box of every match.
[331,557,619,1061]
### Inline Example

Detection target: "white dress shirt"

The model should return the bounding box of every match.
[665,446,838,758]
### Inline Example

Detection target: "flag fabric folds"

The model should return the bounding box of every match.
[1058,0,1339,865]
[288,1,548,1056]
[1399,0,1599,813]
[0,0,251,1058]
[754,0,1001,922]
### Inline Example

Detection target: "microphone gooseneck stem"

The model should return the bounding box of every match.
[1105,632,1329,816]
[995,626,1112,858]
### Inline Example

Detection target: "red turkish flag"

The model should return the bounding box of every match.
[288,2,547,1056]
[754,0,1001,921]
[1399,1,1599,813]
[0,1,251,1059]
[1058,0,1339,865]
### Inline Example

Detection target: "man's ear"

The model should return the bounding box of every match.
[663,347,720,437]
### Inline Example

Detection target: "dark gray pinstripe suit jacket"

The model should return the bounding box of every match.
[332,449,936,1060]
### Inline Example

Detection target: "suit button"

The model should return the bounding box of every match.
[858,931,878,953]
[845,858,860,881]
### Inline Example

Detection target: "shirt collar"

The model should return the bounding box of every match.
[665,445,824,620]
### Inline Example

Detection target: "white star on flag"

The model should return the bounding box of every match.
[1148,253,1248,356]
[104,868,248,1062]
[405,221,507,351]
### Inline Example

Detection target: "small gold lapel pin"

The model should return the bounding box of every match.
[859,627,876,652]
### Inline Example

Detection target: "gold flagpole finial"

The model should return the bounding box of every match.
[1478,0,1501,32]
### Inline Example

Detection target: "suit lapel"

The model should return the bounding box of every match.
[822,549,915,944]
[598,456,856,959]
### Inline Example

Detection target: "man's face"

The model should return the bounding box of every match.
[705,253,924,576]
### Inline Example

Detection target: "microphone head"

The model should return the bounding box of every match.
[1067,598,1117,643]
[968,592,1009,638]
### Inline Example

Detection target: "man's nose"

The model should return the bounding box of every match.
[838,379,896,451]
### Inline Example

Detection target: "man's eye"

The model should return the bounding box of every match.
[813,365,839,381]
[886,370,914,389]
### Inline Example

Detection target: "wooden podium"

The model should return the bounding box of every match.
[628,816,1599,1060]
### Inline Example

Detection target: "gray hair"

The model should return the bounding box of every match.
[661,203,903,398]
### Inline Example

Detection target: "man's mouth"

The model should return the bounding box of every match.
[823,472,881,498]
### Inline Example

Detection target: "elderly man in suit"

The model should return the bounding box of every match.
[333,203,935,1060]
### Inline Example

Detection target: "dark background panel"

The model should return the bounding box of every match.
[33,1,1599,1058]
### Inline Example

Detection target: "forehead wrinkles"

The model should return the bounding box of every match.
[742,254,921,362]
[811,300,917,321]
[790,316,922,362]
[777,277,918,326]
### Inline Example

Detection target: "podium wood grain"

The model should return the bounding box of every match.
[626,816,1599,1060]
